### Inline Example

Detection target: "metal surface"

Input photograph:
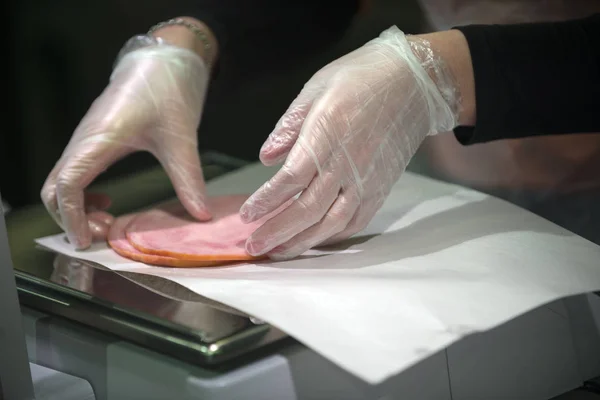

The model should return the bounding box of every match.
[16,251,290,369]
[9,160,290,372]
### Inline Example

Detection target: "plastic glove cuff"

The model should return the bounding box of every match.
[112,34,163,71]
[407,35,462,131]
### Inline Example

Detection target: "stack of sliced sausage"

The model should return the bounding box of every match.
[108,195,269,267]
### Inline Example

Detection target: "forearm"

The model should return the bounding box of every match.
[415,14,600,145]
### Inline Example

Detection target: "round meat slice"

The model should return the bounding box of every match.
[108,213,220,267]
[125,195,269,261]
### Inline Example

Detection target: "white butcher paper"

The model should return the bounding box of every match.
[36,163,600,384]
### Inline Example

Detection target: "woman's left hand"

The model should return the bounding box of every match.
[240,26,461,260]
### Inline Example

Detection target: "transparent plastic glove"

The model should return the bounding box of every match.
[240,26,460,260]
[41,38,211,249]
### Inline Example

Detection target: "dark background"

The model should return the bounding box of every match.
[3,0,427,210]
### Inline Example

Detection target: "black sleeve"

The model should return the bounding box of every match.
[452,13,600,145]
[173,1,360,81]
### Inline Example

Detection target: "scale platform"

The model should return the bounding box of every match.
[7,161,600,400]
[9,158,292,375]
[16,246,291,371]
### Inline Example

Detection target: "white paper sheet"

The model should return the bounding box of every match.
[35,163,600,384]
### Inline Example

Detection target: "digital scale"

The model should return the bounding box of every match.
[3,161,600,399]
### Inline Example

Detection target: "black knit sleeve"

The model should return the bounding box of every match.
[452,13,600,145]
[179,0,359,80]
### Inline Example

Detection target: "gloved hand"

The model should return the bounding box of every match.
[240,26,461,259]
[41,38,211,249]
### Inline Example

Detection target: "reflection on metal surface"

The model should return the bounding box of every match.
[18,287,70,306]
[11,161,289,366]
[25,253,290,363]
[49,254,249,342]
[250,317,266,325]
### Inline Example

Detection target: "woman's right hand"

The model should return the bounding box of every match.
[41,36,212,249]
